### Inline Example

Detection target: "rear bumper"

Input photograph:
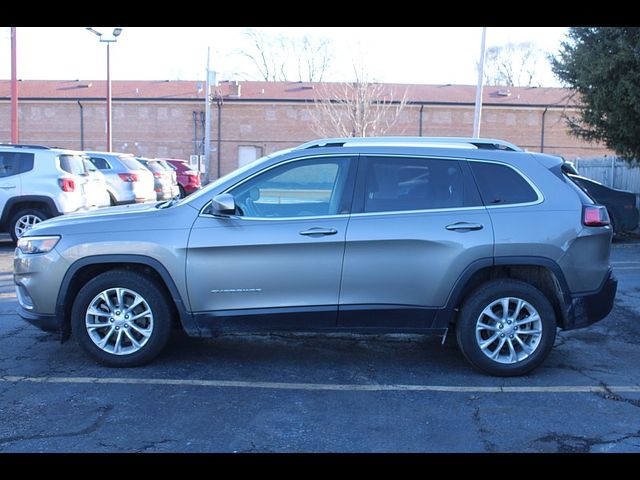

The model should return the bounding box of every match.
[563,270,617,330]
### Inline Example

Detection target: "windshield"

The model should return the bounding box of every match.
[59,154,86,176]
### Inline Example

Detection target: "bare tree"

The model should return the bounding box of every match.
[238,28,332,82]
[293,36,332,82]
[483,42,542,87]
[309,68,408,138]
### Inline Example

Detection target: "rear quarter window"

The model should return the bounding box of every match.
[59,154,86,176]
[89,157,111,170]
[470,161,538,205]
[120,157,146,171]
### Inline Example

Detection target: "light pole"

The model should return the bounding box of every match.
[86,27,122,152]
[472,27,487,138]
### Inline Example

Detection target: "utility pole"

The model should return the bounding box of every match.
[472,27,487,138]
[11,27,18,143]
[204,47,212,183]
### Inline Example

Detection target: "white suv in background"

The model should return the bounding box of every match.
[0,144,92,241]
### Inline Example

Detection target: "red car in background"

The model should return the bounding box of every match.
[159,159,202,197]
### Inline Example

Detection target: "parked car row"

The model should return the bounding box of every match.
[0,143,201,241]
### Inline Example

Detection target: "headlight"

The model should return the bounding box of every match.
[17,235,61,254]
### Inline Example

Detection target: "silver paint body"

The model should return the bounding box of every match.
[85,152,156,204]
[14,144,612,324]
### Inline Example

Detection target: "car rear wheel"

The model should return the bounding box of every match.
[10,208,49,242]
[456,279,556,377]
[71,270,172,367]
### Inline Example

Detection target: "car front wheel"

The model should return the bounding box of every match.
[71,270,172,367]
[455,279,556,377]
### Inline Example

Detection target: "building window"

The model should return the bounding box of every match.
[238,146,263,168]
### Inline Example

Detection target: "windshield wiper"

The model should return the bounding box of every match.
[156,195,181,209]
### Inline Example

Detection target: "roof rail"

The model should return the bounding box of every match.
[296,137,523,152]
[0,143,52,150]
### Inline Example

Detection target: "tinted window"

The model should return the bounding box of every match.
[156,160,172,170]
[120,157,146,171]
[0,152,34,177]
[470,161,538,205]
[89,157,111,170]
[229,157,353,218]
[83,158,98,172]
[143,161,165,173]
[59,154,86,176]
[363,157,466,213]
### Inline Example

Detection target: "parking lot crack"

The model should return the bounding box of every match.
[535,430,640,452]
[0,404,113,447]
[136,439,174,452]
[597,382,640,410]
[0,325,27,341]
[471,404,497,452]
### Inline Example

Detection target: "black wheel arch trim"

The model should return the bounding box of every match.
[1,195,61,228]
[56,254,199,338]
[435,256,573,329]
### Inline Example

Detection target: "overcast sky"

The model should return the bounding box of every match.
[0,27,568,86]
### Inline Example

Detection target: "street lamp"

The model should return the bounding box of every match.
[86,27,123,152]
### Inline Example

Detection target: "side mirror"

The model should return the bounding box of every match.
[210,193,236,216]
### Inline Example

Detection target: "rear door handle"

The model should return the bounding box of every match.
[299,227,338,236]
[0,185,16,190]
[445,222,484,231]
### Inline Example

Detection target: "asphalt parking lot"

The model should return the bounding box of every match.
[1,238,640,453]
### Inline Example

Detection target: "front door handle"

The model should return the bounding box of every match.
[445,222,484,231]
[299,227,338,236]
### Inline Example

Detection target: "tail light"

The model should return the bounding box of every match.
[186,172,200,186]
[58,178,75,192]
[583,205,610,226]
[118,173,139,182]
[153,172,163,178]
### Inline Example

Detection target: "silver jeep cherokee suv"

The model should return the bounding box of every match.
[14,137,617,376]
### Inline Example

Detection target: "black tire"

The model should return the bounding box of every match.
[9,208,49,243]
[455,279,556,377]
[178,185,186,198]
[71,269,172,367]
[109,193,117,207]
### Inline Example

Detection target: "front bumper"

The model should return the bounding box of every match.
[563,270,617,330]
[18,308,61,333]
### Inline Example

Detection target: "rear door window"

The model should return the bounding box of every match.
[0,152,34,177]
[360,156,481,213]
[470,161,539,205]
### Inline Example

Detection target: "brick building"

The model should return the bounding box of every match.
[0,79,610,179]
